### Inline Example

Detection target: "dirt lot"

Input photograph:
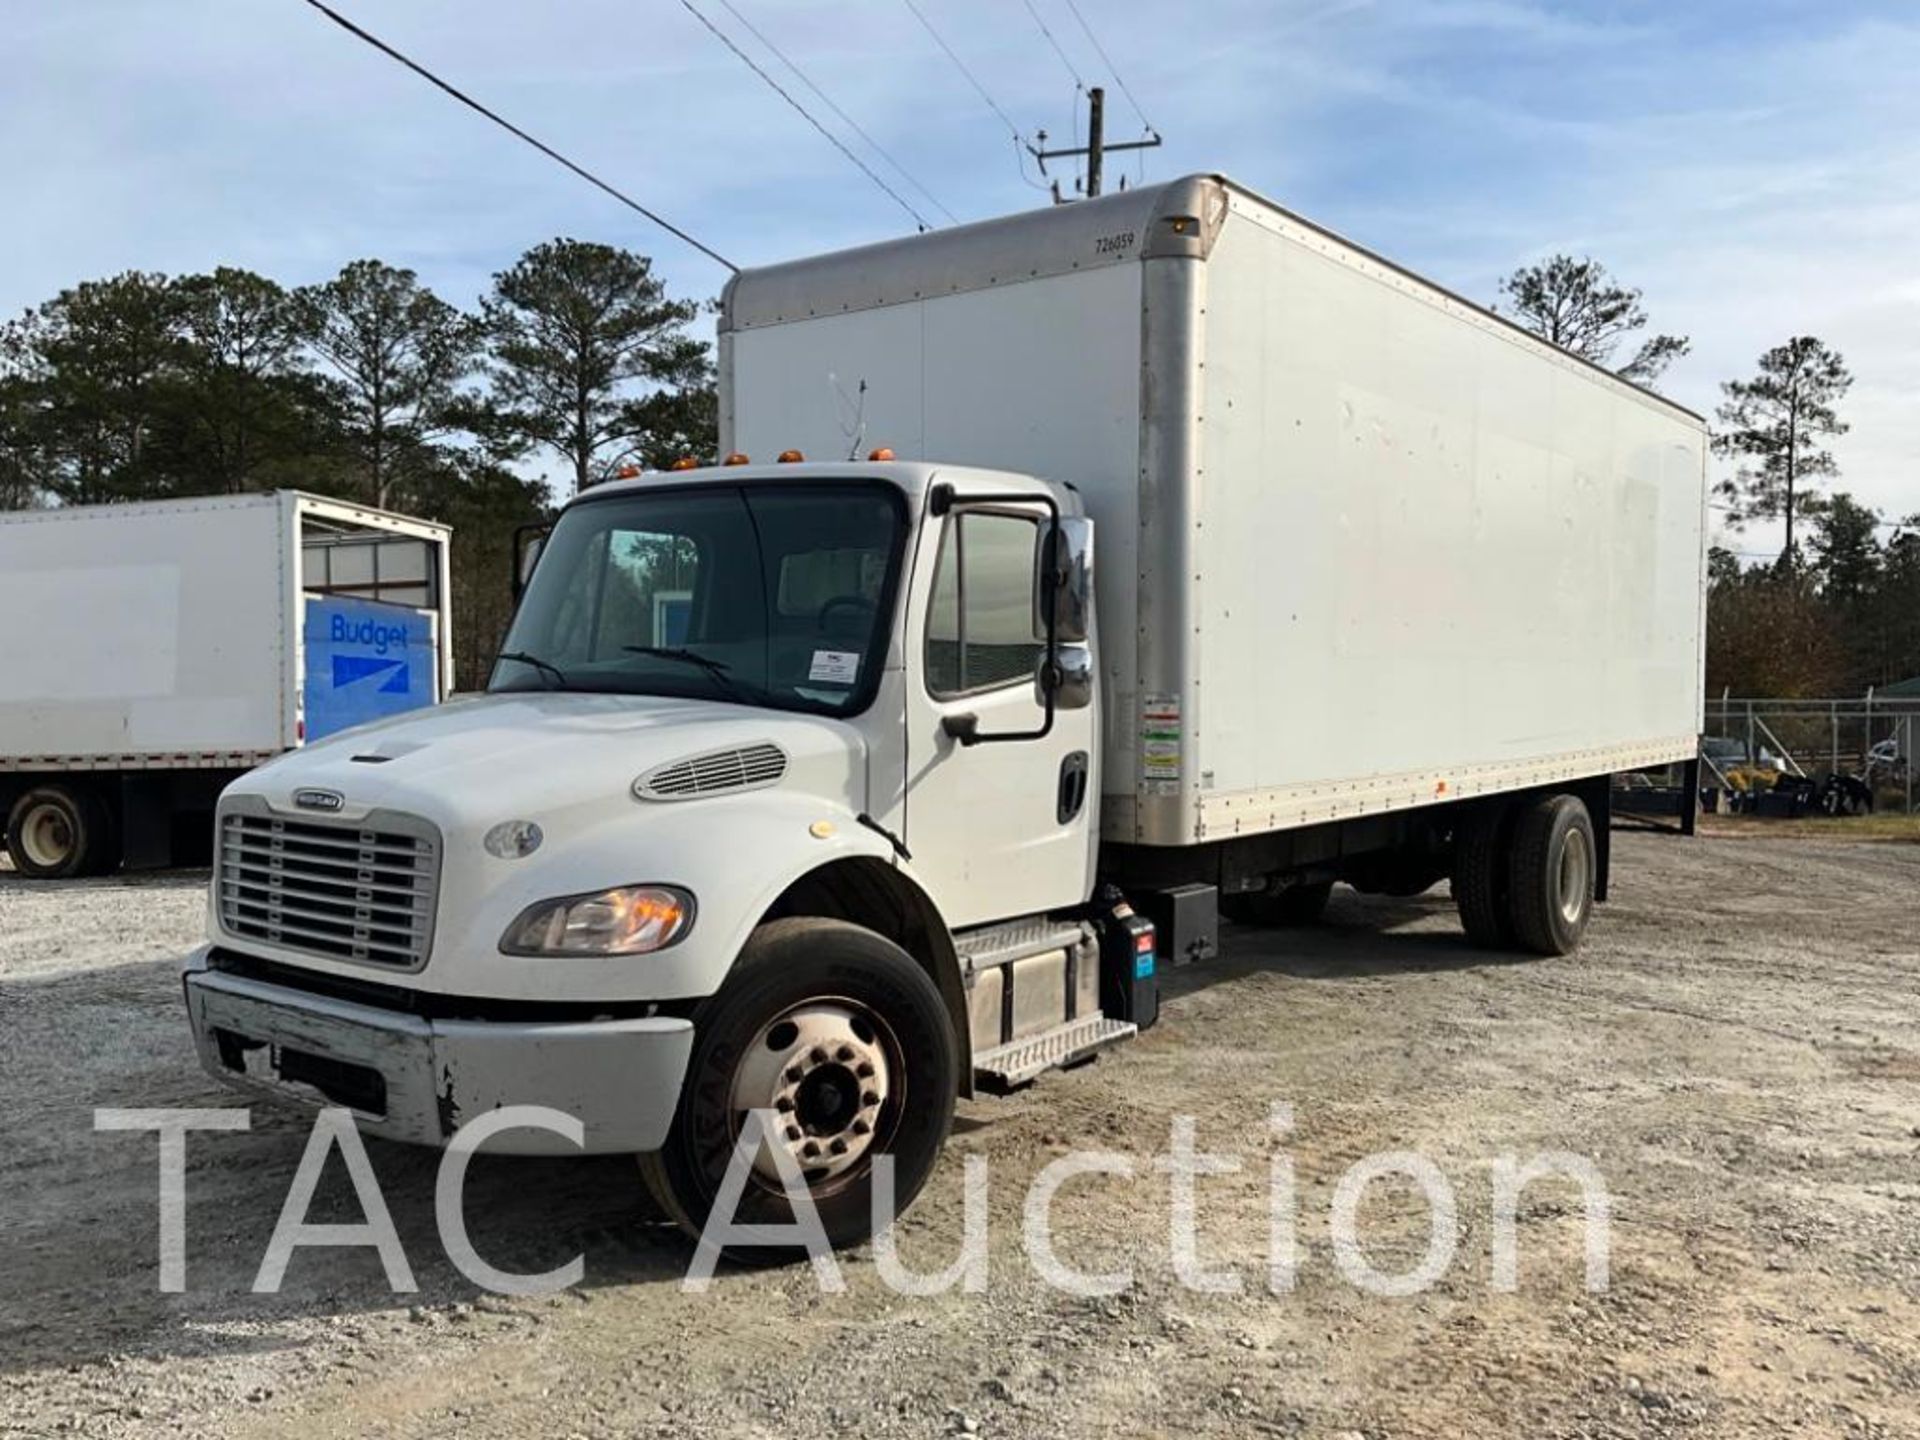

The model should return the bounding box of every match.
[3,831,1918,1440]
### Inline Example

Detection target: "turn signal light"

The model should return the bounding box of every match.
[868,446,896,461]
[777,449,805,464]
[500,884,695,956]
[723,452,751,466]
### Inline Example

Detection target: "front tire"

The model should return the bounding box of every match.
[640,917,957,1256]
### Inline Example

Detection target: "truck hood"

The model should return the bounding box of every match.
[234,691,871,833]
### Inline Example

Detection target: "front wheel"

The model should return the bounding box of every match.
[640,917,957,1257]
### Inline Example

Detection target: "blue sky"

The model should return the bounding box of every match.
[4,0,1915,548]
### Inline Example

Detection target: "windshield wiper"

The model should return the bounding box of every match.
[624,645,733,674]
[497,650,568,689]
[623,645,757,703]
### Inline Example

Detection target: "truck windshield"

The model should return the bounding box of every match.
[490,481,907,717]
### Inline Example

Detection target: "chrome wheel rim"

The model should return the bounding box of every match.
[729,999,896,1189]
[1557,826,1592,926]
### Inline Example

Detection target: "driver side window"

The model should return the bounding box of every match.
[926,511,1043,698]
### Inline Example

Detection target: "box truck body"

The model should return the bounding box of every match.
[721,174,1707,849]
[0,491,452,875]
[182,177,1709,1251]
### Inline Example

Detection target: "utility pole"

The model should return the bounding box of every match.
[1030,86,1161,200]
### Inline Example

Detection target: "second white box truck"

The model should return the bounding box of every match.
[184,176,1707,1248]
[1,491,453,877]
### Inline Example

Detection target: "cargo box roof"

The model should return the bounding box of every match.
[722,172,1702,427]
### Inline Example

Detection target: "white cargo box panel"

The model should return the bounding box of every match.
[0,492,453,770]
[722,174,1708,847]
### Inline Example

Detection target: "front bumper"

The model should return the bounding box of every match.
[182,950,694,1155]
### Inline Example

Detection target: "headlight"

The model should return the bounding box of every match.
[500,885,695,956]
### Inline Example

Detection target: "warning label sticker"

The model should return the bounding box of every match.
[1141,691,1182,793]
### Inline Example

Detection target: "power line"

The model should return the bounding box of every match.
[712,0,957,225]
[1060,0,1156,134]
[901,0,1019,141]
[898,0,1050,191]
[1020,0,1088,90]
[297,0,736,273]
[681,0,932,231]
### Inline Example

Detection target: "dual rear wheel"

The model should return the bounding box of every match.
[1452,793,1595,956]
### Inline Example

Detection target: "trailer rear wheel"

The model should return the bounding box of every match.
[639,917,957,1258]
[1221,880,1333,926]
[6,786,112,880]
[1506,794,1596,957]
[1451,803,1515,949]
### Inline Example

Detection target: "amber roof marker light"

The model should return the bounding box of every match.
[868,447,896,461]
[777,449,805,464]
[722,452,751,466]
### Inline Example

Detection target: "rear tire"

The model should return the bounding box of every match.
[6,786,113,880]
[639,917,957,1258]
[1451,802,1515,949]
[1220,880,1333,926]
[1506,794,1596,957]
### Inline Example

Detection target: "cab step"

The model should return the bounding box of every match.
[973,1014,1136,1093]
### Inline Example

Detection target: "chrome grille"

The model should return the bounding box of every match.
[217,807,439,970]
[635,742,787,801]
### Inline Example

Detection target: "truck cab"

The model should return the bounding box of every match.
[185,459,1116,1248]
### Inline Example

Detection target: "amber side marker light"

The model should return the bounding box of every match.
[777,449,805,463]
[668,456,700,471]
[722,452,751,466]
[868,446,896,461]
[615,463,642,479]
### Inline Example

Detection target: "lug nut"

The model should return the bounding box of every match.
[829,1138,848,1155]
[785,1065,804,1083]
[835,1045,854,1062]
[855,1061,875,1078]
[802,1141,821,1159]
[862,1090,879,1107]
[785,1125,802,1142]
[775,1096,794,1113]
[850,1118,871,1136]
[809,1047,828,1065]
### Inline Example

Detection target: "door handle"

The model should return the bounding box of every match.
[1057,751,1089,824]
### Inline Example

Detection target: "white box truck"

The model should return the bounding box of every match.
[183,176,1707,1249]
[0,491,453,877]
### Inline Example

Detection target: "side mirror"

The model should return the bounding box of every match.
[511,525,549,603]
[1034,642,1094,711]
[1033,516,1093,645]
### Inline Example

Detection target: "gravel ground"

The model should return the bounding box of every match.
[2,831,1918,1439]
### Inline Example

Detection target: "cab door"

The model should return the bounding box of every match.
[898,494,1097,929]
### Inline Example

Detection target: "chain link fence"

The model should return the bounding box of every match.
[1703,696,1918,814]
